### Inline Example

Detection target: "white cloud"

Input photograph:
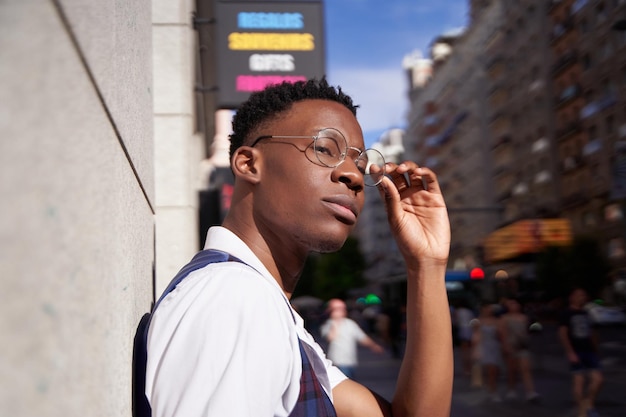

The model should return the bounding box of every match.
[328,66,409,136]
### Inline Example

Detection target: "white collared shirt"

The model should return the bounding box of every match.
[145,226,346,416]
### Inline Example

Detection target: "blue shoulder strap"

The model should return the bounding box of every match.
[154,249,241,308]
[132,249,242,417]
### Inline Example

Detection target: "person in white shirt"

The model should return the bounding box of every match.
[320,299,385,379]
[145,77,453,417]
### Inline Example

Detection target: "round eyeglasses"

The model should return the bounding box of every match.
[250,128,386,187]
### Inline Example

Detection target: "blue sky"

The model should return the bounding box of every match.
[323,0,468,147]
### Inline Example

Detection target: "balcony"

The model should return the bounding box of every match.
[555,84,582,108]
[555,121,583,141]
[561,192,586,208]
[580,93,618,119]
[496,189,512,201]
[548,0,564,13]
[550,17,574,44]
[582,138,603,157]
[492,162,511,177]
[560,155,585,173]
[571,0,589,14]
[492,134,512,150]
[551,50,578,76]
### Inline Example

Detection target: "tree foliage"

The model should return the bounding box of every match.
[292,236,366,301]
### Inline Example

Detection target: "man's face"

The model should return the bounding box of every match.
[251,99,366,253]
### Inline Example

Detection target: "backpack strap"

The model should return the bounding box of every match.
[154,249,242,308]
[132,249,243,417]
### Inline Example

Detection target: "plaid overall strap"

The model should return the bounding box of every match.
[288,339,338,417]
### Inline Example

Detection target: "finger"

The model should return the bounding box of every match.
[414,167,442,193]
[389,170,410,192]
[377,174,400,202]
[385,162,416,191]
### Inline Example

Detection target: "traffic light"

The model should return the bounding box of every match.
[470,267,485,280]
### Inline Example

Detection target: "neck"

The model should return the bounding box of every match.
[222,211,306,299]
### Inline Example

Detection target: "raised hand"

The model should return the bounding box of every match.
[377,162,451,267]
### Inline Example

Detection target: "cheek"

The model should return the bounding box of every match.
[266,155,328,190]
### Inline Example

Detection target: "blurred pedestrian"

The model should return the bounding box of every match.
[501,297,540,402]
[474,303,505,402]
[470,317,483,388]
[559,287,604,417]
[143,78,454,416]
[379,301,405,358]
[455,300,475,376]
[320,299,385,379]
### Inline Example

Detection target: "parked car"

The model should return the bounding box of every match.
[585,303,626,326]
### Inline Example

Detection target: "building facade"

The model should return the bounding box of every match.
[403,0,626,282]
[404,1,503,272]
[549,0,626,267]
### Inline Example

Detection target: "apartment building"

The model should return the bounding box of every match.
[404,0,503,271]
[549,0,626,268]
[487,2,558,227]
[403,0,626,275]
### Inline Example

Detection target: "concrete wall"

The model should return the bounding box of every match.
[152,0,204,296]
[0,0,154,415]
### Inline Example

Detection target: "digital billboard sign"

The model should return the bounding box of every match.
[483,219,573,263]
[214,0,325,109]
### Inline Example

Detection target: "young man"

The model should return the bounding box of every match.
[145,78,453,416]
[559,288,604,417]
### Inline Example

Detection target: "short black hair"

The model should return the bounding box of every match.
[229,77,359,160]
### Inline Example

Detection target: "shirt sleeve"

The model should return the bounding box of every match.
[146,263,300,417]
[319,320,330,338]
[348,319,368,342]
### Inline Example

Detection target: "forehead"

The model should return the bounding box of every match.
[269,99,364,146]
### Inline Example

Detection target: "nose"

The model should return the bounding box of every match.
[332,158,364,193]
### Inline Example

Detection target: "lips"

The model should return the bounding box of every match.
[322,195,359,224]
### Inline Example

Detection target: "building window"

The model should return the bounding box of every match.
[596,3,607,23]
[602,78,617,95]
[618,30,626,47]
[607,115,615,135]
[588,125,597,139]
[608,237,625,259]
[605,203,624,221]
[583,211,597,226]
[572,0,589,14]
[580,18,589,33]
[601,39,613,60]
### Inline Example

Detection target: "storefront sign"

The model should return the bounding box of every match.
[214,0,325,109]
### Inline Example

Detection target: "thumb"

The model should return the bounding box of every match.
[377,176,402,217]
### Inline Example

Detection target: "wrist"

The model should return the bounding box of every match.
[406,259,448,277]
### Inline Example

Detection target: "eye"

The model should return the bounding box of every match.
[315,137,342,158]
[355,155,369,174]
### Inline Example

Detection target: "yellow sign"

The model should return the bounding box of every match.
[228,32,315,51]
[483,219,572,263]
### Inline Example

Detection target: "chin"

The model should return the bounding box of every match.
[312,237,347,253]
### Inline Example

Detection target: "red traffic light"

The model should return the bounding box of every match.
[470,267,485,280]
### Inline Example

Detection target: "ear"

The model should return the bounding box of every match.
[231,146,261,185]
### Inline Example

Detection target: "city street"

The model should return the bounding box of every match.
[349,323,626,417]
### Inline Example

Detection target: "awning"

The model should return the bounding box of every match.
[483,219,572,263]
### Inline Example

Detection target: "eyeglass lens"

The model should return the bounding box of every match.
[315,129,385,187]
